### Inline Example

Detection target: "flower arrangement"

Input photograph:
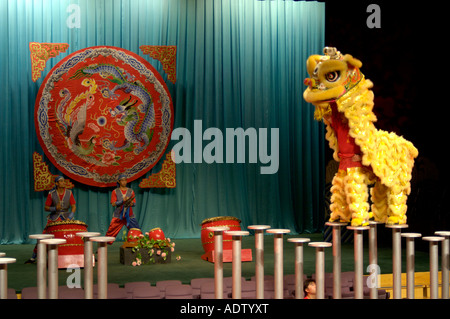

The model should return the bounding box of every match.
[129,231,181,266]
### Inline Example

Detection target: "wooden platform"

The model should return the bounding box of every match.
[373,271,447,299]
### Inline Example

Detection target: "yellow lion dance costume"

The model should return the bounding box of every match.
[303,47,418,226]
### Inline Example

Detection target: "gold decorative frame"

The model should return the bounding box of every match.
[139,153,176,188]
[29,42,69,82]
[140,45,177,84]
[33,152,74,191]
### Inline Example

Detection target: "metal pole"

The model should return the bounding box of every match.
[288,238,310,299]
[40,238,67,299]
[348,226,370,299]
[308,242,332,299]
[248,225,271,299]
[423,236,444,299]
[326,222,347,299]
[76,232,100,299]
[91,236,115,299]
[436,231,450,299]
[368,221,382,299]
[207,226,229,299]
[29,234,54,299]
[267,229,290,299]
[401,233,421,299]
[227,230,249,299]
[386,224,408,299]
[0,258,16,299]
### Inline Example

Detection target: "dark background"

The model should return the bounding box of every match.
[323,1,446,249]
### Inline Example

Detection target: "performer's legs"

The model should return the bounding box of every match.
[370,181,389,223]
[345,167,371,226]
[106,217,126,244]
[387,187,409,225]
[330,170,351,223]
[127,217,141,230]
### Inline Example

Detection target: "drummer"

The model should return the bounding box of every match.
[105,174,141,244]
[25,175,76,263]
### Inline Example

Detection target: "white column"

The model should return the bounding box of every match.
[227,230,249,299]
[386,224,408,299]
[29,234,54,299]
[266,229,290,299]
[435,231,450,299]
[40,238,67,299]
[308,242,332,299]
[347,226,370,299]
[287,238,310,299]
[90,236,116,299]
[401,233,421,299]
[207,226,229,299]
[368,221,383,299]
[0,257,16,299]
[248,225,271,299]
[76,232,101,299]
[423,236,445,299]
[325,222,347,299]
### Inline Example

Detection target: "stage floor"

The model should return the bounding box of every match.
[0,233,435,293]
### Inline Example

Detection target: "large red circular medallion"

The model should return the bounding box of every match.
[35,46,174,187]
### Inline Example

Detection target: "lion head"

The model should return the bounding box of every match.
[303,47,364,106]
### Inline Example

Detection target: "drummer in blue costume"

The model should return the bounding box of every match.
[25,175,76,263]
[105,174,142,243]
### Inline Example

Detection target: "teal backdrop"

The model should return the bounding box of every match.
[0,0,325,244]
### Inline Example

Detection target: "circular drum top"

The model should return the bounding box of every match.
[288,238,311,244]
[90,236,116,243]
[248,225,271,230]
[45,220,88,229]
[40,238,67,245]
[76,232,101,238]
[226,231,249,237]
[308,242,332,248]
[0,258,17,264]
[206,226,230,232]
[29,234,55,240]
[423,236,445,242]
[201,216,241,225]
[266,229,291,234]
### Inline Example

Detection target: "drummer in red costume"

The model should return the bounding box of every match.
[25,175,76,263]
[105,174,142,244]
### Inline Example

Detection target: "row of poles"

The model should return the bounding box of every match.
[209,223,450,299]
[1,223,449,299]
[0,232,115,299]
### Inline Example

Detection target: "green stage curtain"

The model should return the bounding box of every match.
[0,0,324,243]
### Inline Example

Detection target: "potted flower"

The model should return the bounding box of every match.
[129,231,180,266]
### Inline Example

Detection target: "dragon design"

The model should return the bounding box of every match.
[303,47,418,226]
[70,64,155,155]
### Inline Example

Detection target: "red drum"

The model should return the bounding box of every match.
[127,228,143,244]
[148,227,165,241]
[200,216,241,253]
[44,220,87,256]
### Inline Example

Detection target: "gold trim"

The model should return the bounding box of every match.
[201,224,241,231]
[45,220,87,228]
[149,227,162,233]
[46,228,86,233]
[200,216,241,225]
